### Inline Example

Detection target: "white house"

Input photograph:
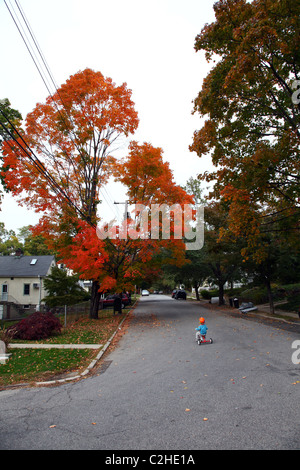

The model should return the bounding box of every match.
[0,253,56,319]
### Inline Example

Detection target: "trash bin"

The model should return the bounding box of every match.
[113,296,122,314]
[229,298,233,307]
[233,298,239,308]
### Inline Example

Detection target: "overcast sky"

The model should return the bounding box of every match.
[0,0,216,232]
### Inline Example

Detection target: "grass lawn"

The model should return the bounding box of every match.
[276,292,300,313]
[0,307,130,388]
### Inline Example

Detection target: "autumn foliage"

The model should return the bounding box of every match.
[2,68,141,317]
[190,0,300,262]
[2,69,194,317]
[2,68,138,219]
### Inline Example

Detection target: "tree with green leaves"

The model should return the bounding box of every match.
[0,222,23,255]
[203,201,245,305]
[43,266,90,307]
[18,225,54,256]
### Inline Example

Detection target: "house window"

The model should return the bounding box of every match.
[2,284,8,301]
[23,284,30,295]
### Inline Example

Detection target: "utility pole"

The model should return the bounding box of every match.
[114,200,130,239]
[114,200,129,221]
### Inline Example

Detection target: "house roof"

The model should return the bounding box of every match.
[0,255,55,278]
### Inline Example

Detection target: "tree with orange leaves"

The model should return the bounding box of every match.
[42,142,194,316]
[96,141,194,296]
[2,71,193,318]
[114,141,192,206]
[2,68,139,318]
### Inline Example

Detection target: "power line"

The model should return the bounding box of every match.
[0,108,93,226]
[5,0,87,159]
[14,0,59,95]
[2,0,107,229]
[101,186,122,220]
[4,0,55,99]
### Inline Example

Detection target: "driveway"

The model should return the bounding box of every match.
[0,294,299,450]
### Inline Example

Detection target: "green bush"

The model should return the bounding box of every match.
[239,287,269,304]
[276,293,300,312]
[200,290,212,299]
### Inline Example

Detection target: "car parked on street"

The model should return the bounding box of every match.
[141,290,149,296]
[174,289,186,300]
[102,293,130,308]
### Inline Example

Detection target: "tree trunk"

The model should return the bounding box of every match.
[265,278,275,314]
[218,282,225,306]
[90,280,101,319]
[194,282,200,300]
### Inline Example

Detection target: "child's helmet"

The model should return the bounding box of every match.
[199,317,205,324]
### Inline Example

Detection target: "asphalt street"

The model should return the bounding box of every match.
[0,294,299,451]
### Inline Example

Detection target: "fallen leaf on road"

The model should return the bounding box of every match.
[185,408,190,412]
[49,425,56,428]
[203,418,208,421]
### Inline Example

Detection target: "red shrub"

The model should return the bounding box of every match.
[7,312,61,340]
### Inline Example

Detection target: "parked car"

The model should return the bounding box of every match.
[175,290,186,300]
[141,290,149,296]
[102,293,130,308]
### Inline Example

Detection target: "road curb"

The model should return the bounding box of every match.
[35,305,135,387]
[188,298,300,325]
[0,301,138,391]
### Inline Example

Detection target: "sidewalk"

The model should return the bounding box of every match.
[4,308,132,388]
[254,303,300,323]
[8,343,103,349]
[190,297,300,324]
[33,311,130,386]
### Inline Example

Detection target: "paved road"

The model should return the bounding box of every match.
[0,294,299,450]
